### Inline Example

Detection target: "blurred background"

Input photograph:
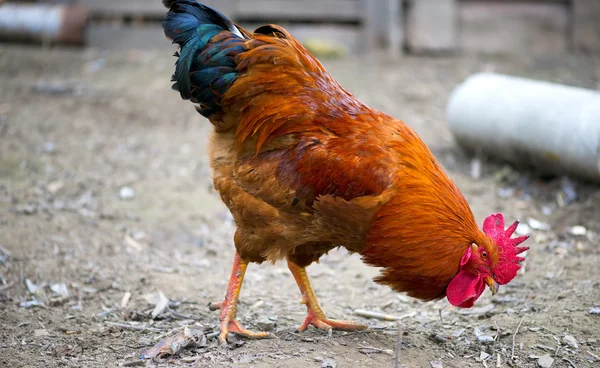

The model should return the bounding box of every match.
[1,0,599,54]
[1,1,599,368]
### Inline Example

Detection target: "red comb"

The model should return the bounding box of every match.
[483,213,529,285]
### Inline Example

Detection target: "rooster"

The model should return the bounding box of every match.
[162,0,529,343]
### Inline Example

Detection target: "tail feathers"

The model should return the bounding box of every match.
[163,0,246,117]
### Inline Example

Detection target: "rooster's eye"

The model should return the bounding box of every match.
[482,251,488,259]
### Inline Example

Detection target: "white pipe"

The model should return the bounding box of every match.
[447,72,600,182]
[0,4,87,45]
[0,4,62,38]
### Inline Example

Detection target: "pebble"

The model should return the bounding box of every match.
[451,328,465,338]
[497,187,515,199]
[476,335,494,344]
[430,361,443,368]
[562,335,579,349]
[43,142,56,153]
[590,307,600,315]
[516,223,532,236]
[527,218,551,231]
[255,317,276,332]
[34,329,50,337]
[537,354,554,368]
[540,204,553,216]
[321,358,337,368]
[119,186,135,200]
[567,225,587,236]
[477,352,491,361]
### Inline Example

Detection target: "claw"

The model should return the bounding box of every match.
[288,260,368,335]
[298,312,367,334]
[212,253,272,343]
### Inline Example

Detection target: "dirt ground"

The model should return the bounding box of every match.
[1,45,599,368]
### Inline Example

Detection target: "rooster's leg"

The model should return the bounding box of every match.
[287,260,368,334]
[209,252,270,343]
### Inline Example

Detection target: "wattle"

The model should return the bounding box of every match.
[446,270,486,308]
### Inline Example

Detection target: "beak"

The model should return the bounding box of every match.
[485,276,499,295]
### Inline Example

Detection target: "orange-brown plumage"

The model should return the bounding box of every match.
[163,1,529,342]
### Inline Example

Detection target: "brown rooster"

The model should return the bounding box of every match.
[162,0,529,343]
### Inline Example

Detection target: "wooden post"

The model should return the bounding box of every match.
[406,0,456,53]
[572,0,600,53]
[364,0,403,57]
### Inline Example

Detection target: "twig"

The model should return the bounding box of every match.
[167,307,201,320]
[354,309,416,321]
[354,309,399,321]
[496,353,501,368]
[104,321,163,332]
[393,323,404,368]
[358,345,393,356]
[18,262,24,284]
[539,325,559,335]
[588,350,600,361]
[511,316,525,359]
[0,244,12,257]
[0,282,15,292]
[206,331,220,339]
[563,358,577,368]
[494,320,501,341]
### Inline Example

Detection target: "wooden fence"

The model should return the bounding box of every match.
[8,0,600,54]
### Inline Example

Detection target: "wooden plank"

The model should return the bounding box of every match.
[87,23,171,49]
[234,0,362,21]
[78,0,232,17]
[78,0,166,16]
[572,0,600,53]
[365,0,403,56]
[240,22,360,53]
[459,0,568,3]
[458,2,569,54]
[406,0,456,52]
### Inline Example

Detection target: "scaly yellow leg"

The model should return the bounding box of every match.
[287,260,367,334]
[209,252,270,343]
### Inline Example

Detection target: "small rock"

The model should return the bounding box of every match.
[497,187,515,199]
[119,186,135,200]
[451,328,465,338]
[15,204,37,215]
[255,317,276,332]
[562,335,579,349]
[559,177,578,205]
[46,181,64,194]
[476,335,494,344]
[43,142,56,153]
[540,204,553,216]
[34,81,74,95]
[470,158,481,179]
[537,355,554,368]
[527,218,551,231]
[516,223,532,236]
[477,352,491,362]
[474,327,494,344]
[34,329,50,337]
[566,225,587,236]
[589,307,600,315]
[50,283,69,297]
[20,299,44,308]
[321,358,337,368]
[430,361,443,368]
[430,334,448,343]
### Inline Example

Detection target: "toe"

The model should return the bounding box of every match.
[324,319,367,331]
